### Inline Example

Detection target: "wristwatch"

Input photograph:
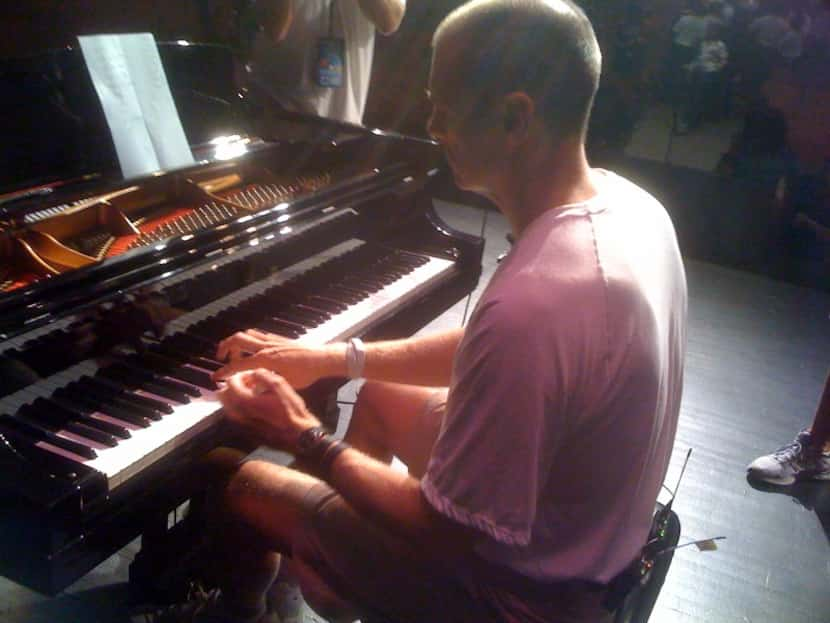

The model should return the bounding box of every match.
[296,426,330,460]
[295,425,351,475]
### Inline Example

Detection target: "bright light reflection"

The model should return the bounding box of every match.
[210,135,242,145]
[277,214,290,223]
[182,234,194,241]
[280,226,292,235]
[215,141,248,161]
[209,135,250,161]
[275,202,289,211]
[249,239,260,246]
[176,40,190,46]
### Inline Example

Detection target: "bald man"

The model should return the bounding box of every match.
[177,2,688,622]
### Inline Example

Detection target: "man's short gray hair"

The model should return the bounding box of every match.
[434,0,602,140]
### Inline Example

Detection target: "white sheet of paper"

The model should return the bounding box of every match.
[79,34,195,179]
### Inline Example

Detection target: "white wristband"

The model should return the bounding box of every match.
[346,337,366,379]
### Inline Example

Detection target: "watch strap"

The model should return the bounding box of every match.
[295,425,351,476]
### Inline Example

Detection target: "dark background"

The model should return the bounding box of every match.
[1,1,828,292]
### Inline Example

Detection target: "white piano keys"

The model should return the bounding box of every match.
[298,254,456,345]
[3,243,458,491]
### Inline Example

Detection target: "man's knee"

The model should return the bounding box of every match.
[353,380,391,414]
[223,460,273,517]
[225,460,329,521]
[351,380,396,437]
[223,460,314,520]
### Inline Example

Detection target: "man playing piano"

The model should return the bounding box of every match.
[174,1,688,621]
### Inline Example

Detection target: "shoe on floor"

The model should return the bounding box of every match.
[145,584,281,623]
[747,430,830,486]
[267,579,305,623]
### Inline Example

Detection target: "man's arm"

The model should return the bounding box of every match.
[219,368,477,560]
[326,445,477,558]
[360,327,461,385]
[214,327,463,388]
[356,0,406,35]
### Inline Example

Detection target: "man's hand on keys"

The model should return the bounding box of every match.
[214,329,346,389]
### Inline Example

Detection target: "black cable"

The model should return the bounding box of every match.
[460,205,490,327]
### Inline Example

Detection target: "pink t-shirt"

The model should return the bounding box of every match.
[422,170,687,584]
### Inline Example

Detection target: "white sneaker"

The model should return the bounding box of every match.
[267,579,305,623]
[747,430,830,485]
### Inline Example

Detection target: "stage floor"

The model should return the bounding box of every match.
[2,201,828,623]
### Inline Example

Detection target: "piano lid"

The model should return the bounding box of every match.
[0,41,250,197]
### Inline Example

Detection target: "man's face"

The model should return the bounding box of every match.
[426,40,505,194]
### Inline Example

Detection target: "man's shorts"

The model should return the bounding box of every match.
[291,483,612,623]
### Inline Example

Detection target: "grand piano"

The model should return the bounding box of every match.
[0,41,483,596]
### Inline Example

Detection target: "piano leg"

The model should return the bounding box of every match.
[128,445,249,602]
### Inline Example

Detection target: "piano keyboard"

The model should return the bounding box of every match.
[0,241,456,490]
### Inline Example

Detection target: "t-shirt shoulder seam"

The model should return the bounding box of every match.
[587,212,611,373]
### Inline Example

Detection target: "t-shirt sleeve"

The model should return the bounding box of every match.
[421,297,567,547]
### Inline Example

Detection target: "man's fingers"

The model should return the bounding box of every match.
[246,368,287,395]
[217,331,262,360]
[247,328,275,341]
[220,369,281,402]
[212,352,262,381]
[216,329,292,363]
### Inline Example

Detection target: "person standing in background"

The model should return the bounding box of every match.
[678,20,729,133]
[248,0,405,124]
[748,371,830,485]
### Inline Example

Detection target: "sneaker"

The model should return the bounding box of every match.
[144,584,280,623]
[747,430,830,485]
[267,579,304,623]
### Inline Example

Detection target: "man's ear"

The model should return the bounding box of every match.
[503,92,534,141]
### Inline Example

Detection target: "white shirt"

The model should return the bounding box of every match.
[250,0,382,124]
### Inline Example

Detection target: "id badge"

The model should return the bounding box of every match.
[315,37,345,88]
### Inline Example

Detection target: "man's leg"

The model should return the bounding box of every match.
[218,460,361,621]
[343,381,446,477]
[219,461,483,623]
[808,370,830,451]
[747,369,830,485]
[209,383,448,621]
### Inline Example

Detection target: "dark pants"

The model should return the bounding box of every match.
[292,484,614,623]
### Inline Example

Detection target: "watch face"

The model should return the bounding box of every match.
[298,427,327,455]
